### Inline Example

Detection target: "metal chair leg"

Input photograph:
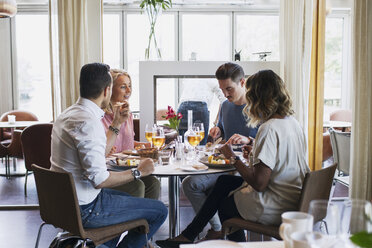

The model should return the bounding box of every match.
[145,233,149,248]
[35,222,46,248]
[13,157,16,171]
[24,170,28,197]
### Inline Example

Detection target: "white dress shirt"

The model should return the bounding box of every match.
[51,97,110,205]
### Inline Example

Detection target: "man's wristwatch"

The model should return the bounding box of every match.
[230,155,241,165]
[131,168,141,180]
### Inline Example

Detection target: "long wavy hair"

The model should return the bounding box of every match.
[243,70,294,127]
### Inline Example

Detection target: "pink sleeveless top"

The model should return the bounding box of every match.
[101,112,135,152]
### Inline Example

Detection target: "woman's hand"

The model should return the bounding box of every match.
[112,101,130,127]
[107,146,117,157]
[218,143,235,159]
[242,145,253,159]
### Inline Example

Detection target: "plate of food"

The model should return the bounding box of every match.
[181,164,209,172]
[108,157,140,170]
[199,154,235,169]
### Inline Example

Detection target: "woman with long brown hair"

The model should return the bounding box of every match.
[156,70,310,246]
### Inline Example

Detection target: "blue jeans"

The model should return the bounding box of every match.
[177,101,209,145]
[80,188,168,248]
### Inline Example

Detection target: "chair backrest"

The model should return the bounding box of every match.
[0,110,38,122]
[21,123,53,171]
[298,163,337,222]
[329,128,351,174]
[133,118,140,141]
[32,164,85,236]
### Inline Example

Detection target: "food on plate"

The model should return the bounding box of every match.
[205,142,213,148]
[192,164,208,170]
[116,158,140,166]
[208,154,230,164]
[134,144,146,150]
[137,147,158,159]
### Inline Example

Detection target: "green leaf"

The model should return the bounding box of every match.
[350,232,372,248]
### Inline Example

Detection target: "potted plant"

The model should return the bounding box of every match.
[140,0,172,59]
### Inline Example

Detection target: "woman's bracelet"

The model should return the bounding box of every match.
[109,125,120,135]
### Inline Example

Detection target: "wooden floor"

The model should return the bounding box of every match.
[0,158,348,247]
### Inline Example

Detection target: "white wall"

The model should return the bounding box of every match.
[139,61,280,141]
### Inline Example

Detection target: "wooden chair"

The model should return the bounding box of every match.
[21,123,53,197]
[32,164,149,248]
[0,110,38,144]
[222,164,337,240]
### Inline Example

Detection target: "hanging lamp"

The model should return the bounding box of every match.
[0,0,17,18]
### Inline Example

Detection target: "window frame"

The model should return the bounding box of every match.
[325,8,352,110]
[10,5,50,117]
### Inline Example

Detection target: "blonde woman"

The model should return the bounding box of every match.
[156,70,310,246]
[102,69,160,199]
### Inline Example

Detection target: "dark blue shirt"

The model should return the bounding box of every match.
[217,100,258,140]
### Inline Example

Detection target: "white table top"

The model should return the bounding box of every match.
[0,121,46,128]
[180,241,284,248]
[152,164,235,176]
[323,121,351,128]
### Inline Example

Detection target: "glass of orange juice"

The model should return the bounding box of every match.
[152,126,165,150]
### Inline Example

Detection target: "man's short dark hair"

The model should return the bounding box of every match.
[215,62,245,83]
[79,63,112,99]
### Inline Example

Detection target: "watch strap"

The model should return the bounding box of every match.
[131,168,141,180]
[109,125,120,135]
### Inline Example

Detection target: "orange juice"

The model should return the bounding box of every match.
[188,135,201,147]
[145,132,153,143]
[198,131,205,141]
[152,136,165,148]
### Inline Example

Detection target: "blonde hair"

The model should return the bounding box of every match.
[110,68,132,87]
[243,70,294,127]
[106,69,132,113]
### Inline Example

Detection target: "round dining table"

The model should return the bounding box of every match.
[107,160,236,238]
[152,164,236,238]
[0,121,45,129]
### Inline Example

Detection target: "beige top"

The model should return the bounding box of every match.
[233,117,310,225]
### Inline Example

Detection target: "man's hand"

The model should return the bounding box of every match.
[112,101,130,127]
[137,158,154,177]
[209,126,221,139]
[218,143,235,159]
[226,134,251,145]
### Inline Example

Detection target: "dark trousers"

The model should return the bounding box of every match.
[181,175,247,242]
[177,101,209,145]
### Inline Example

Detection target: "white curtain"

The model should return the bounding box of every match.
[49,0,89,113]
[279,0,313,136]
[350,0,372,200]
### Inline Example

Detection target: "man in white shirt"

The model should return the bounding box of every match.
[51,63,167,248]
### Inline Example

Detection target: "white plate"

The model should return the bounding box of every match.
[181,165,208,172]
[195,240,242,248]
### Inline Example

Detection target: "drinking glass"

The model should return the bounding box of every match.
[341,199,372,237]
[193,122,205,143]
[145,124,154,147]
[187,126,201,163]
[152,126,165,150]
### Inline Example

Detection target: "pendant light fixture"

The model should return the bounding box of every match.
[0,0,17,18]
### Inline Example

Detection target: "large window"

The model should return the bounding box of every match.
[103,7,280,114]
[181,13,231,61]
[323,11,351,120]
[14,13,52,122]
[235,14,279,61]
